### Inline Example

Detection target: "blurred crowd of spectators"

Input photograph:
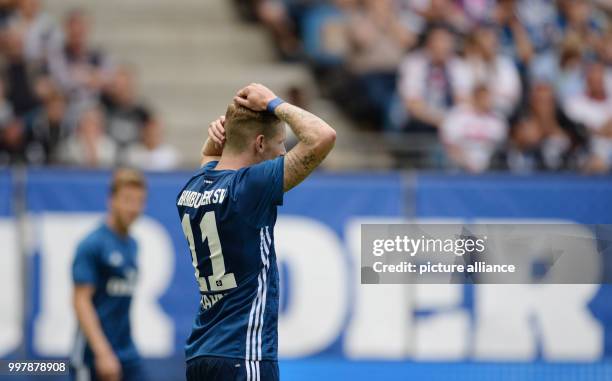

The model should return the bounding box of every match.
[239,0,612,173]
[0,0,178,170]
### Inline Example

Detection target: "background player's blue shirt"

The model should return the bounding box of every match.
[71,223,140,366]
[177,156,284,362]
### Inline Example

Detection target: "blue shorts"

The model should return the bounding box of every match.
[186,356,279,381]
[70,359,146,381]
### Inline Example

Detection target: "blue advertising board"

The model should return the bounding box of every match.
[0,169,610,380]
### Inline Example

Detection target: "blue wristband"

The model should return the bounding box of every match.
[266,97,285,114]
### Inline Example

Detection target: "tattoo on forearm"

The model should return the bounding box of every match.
[276,104,322,146]
[284,150,319,191]
[300,152,317,168]
[278,103,334,191]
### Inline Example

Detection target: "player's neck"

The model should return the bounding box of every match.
[106,215,129,238]
[215,151,257,170]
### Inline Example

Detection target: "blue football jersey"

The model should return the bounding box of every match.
[176,156,284,362]
[71,223,140,366]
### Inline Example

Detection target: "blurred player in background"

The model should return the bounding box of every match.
[71,169,147,381]
[177,83,336,381]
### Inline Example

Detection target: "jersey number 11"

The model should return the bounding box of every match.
[182,212,237,292]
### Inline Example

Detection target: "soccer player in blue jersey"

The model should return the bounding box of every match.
[177,83,336,381]
[71,169,147,381]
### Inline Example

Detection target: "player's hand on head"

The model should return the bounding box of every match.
[233,83,277,112]
[95,351,122,381]
[208,115,226,149]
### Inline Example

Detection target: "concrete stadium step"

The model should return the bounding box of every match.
[105,50,275,68]
[78,8,235,25]
[101,48,275,69]
[44,0,233,20]
[91,24,272,52]
[92,23,270,44]
[44,2,236,38]
[139,64,311,89]
[93,29,276,66]
[41,0,377,168]
[45,0,230,11]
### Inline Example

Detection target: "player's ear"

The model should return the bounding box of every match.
[255,134,265,153]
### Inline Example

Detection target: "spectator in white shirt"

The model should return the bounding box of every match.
[397,24,472,130]
[440,84,507,172]
[464,24,521,117]
[125,119,179,171]
[8,0,55,63]
[47,9,113,120]
[564,61,612,173]
[60,105,117,168]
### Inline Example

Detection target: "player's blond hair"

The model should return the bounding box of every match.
[109,168,146,196]
[223,102,282,152]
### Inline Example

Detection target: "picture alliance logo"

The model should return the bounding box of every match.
[371,235,488,257]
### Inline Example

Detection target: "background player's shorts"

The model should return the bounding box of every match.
[70,359,146,381]
[186,356,279,381]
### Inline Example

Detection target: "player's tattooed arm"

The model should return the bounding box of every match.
[200,115,226,166]
[274,103,336,192]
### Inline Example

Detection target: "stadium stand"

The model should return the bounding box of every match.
[42,0,388,170]
[2,0,612,172]
[237,0,612,173]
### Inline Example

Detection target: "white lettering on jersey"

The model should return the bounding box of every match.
[177,189,227,208]
[200,293,225,310]
[106,270,138,296]
[203,191,212,205]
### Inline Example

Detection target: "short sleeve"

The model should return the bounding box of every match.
[563,98,582,125]
[440,108,462,145]
[398,54,425,100]
[234,156,284,226]
[72,240,99,285]
[449,59,473,100]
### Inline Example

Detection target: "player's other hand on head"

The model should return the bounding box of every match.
[233,83,277,112]
[95,350,122,381]
[209,115,226,149]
